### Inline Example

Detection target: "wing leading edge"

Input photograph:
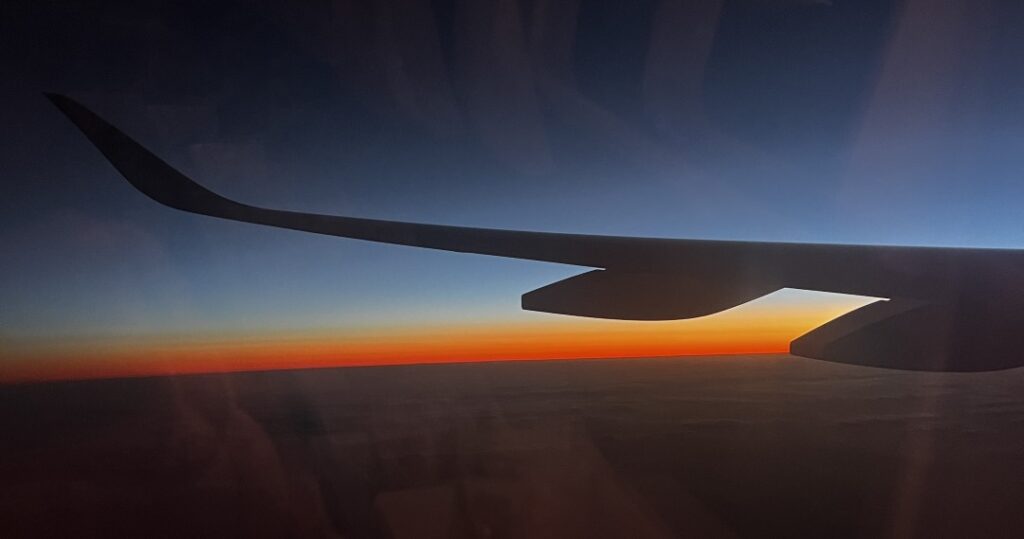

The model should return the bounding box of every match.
[47,93,1024,371]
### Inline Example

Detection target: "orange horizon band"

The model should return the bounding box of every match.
[2,347,791,384]
[2,301,863,383]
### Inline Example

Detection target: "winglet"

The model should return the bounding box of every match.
[44,92,244,218]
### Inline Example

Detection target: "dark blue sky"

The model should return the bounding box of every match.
[3,0,1024,342]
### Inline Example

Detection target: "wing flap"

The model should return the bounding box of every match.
[791,299,1024,371]
[522,269,780,320]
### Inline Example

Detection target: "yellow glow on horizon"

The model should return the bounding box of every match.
[2,295,877,383]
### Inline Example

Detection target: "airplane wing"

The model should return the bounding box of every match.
[46,93,1024,372]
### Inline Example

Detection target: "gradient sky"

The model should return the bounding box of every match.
[3,0,1024,382]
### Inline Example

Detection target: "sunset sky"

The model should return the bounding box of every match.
[3,0,1023,382]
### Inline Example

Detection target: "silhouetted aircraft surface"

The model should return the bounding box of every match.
[48,93,1024,372]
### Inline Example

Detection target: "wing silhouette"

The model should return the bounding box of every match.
[47,93,1024,371]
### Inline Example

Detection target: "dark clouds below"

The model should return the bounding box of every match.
[3,355,1024,537]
